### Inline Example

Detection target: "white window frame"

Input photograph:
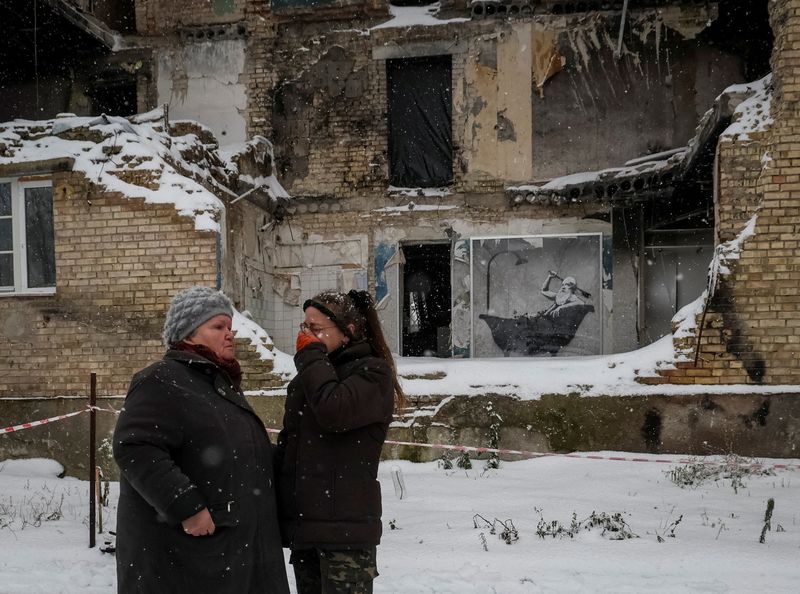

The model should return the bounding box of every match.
[0,177,56,296]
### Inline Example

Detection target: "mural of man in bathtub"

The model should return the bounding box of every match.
[540,271,590,317]
[479,269,595,357]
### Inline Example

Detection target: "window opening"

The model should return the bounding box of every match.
[0,180,55,294]
[387,55,453,188]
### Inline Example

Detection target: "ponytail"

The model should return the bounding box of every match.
[348,290,407,410]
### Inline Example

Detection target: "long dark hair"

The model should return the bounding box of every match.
[307,290,406,409]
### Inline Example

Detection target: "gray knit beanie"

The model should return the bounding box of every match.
[162,286,234,347]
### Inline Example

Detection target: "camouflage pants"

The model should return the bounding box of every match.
[290,547,378,594]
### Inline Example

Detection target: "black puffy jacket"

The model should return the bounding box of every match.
[276,340,395,549]
[113,350,289,594]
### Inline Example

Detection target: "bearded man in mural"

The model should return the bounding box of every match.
[540,271,589,316]
[480,270,595,357]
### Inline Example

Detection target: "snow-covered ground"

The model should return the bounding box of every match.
[2,455,799,593]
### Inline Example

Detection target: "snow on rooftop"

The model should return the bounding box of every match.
[0,109,237,232]
[508,152,680,195]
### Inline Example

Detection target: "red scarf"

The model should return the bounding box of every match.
[173,341,243,391]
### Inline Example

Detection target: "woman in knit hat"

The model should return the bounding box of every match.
[275,289,405,594]
[113,286,289,594]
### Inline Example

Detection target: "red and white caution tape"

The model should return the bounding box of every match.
[6,413,796,472]
[1,408,91,435]
[0,405,117,435]
[266,428,799,470]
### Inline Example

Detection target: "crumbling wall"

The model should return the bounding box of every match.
[532,9,743,179]
[0,172,217,396]
[644,0,800,386]
[256,192,611,354]
[0,170,275,397]
[269,34,387,196]
[255,6,746,202]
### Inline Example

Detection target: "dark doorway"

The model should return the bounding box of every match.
[387,55,453,188]
[401,242,451,357]
[642,228,713,344]
[89,79,138,117]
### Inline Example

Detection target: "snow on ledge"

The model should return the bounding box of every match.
[720,74,773,141]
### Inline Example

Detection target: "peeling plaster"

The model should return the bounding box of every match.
[156,39,247,145]
[532,29,565,98]
[497,110,516,142]
[272,272,301,306]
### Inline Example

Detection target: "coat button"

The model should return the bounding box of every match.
[217,388,226,396]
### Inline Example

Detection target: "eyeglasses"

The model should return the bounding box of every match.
[299,322,337,336]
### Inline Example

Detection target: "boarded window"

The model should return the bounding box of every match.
[387,55,453,188]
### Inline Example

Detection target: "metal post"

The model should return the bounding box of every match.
[96,466,103,534]
[615,0,630,58]
[89,372,96,548]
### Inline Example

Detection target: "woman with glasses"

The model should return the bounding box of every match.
[276,290,405,594]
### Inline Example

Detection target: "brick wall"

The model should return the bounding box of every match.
[0,171,275,397]
[715,134,766,243]
[135,0,245,35]
[643,0,800,386]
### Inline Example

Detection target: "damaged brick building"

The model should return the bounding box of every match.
[4,0,800,468]
[1,0,776,363]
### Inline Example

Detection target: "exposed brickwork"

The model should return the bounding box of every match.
[644,0,800,386]
[135,0,245,35]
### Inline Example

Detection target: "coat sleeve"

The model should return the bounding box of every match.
[293,343,394,433]
[113,370,207,526]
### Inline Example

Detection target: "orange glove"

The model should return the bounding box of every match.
[296,331,323,352]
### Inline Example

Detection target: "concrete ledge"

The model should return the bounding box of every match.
[2,391,798,478]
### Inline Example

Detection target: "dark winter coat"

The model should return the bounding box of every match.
[113,350,290,594]
[276,340,395,550]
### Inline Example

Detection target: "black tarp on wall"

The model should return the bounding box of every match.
[387,55,453,188]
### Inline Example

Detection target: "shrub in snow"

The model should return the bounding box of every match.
[534,510,638,540]
[437,451,454,470]
[473,514,519,545]
[0,486,65,531]
[655,512,683,543]
[456,451,472,470]
[759,498,774,544]
[666,455,774,493]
